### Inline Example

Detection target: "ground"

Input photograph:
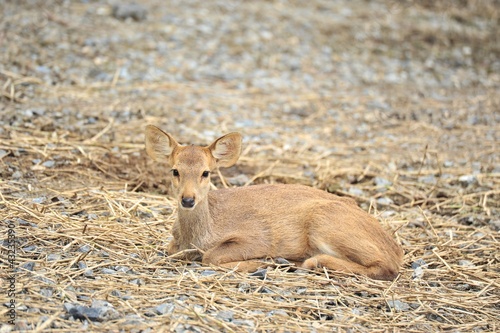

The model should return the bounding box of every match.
[0,0,499,332]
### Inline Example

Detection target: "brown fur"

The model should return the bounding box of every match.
[145,125,404,280]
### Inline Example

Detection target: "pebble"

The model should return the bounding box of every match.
[101,268,117,275]
[348,187,365,196]
[11,170,22,179]
[458,174,477,187]
[387,300,410,312]
[155,303,175,315]
[47,253,61,261]
[78,244,92,253]
[112,3,147,21]
[249,268,267,279]
[411,259,426,269]
[64,300,120,322]
[20,262,35,271]
[129,278,144,286]
[42,160,55,168]
[376,197,394,205]
[374,177,392,188]
[227,174,250,186]
[216,310,234,322]
[458,260,474,267]
[200,270,217,276]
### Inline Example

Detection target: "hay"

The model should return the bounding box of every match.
[1,0,499,332]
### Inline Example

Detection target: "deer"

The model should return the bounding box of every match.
[145,125,404,281]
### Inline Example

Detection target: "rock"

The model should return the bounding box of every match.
[40,287,53,298]
[412,266,424,279]
[249,268,267,279]
[47,254,61,261]
[101,268,117,275]
[200,270,217,276]
[112,3,147,21]
[22,245,37,252]
[387,300,410,312]
[374,177,392,187]
[274,257,291,265]
[216,310,234,322]
[376,197,394,205]
[11,171,22,179]
[418,175,436,184]
[78,244,92,253]
[411,259,426,269]
[458,174,477,187]
[20,262,35,271]
[155,303,175,315]
[348,187,365,196]
[42,160,55,168]
[227,174,250,186]
[458,260,474,267]
[129,278,144,286]
[65,300,120,322]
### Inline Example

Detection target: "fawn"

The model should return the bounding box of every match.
[145,125,404,280]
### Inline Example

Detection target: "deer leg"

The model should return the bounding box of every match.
[202,237,270,271]
[302,254,398,281]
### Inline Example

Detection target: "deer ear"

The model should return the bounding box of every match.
[208,132,242,168]
[145,125,178,161]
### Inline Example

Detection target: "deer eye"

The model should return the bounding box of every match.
[201,171,210,178]
[172,169,179,177]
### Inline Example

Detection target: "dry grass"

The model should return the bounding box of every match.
[1,0,499,332]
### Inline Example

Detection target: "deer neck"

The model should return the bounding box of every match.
[177,198,214,250]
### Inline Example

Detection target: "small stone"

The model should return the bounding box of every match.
[78,244,92,253]
[443,161,454,168]
[0,149,8,159]
[155,303,175,315]
[42,160,55,168]
[40,288,53,298]
[418,175,436,184]
[115,266,131,273]
[12,171,22,179]
[227,174,250,186]
[376,197,394,205]
[387,300,410,312]
[65,301,120,322]
[458,174,477,187]
[267,309,288,317]
[374,177,392,187]
[32,197,46,204]
[348,187,365,196]
[411,259,426,269]
[249,268,267,279]
[458,260,474,267]
[200,270,217,276]
[412,266,424,279]
[23,245,37,252]
[84,269,94,278]
[101,268,117,275]
[274,257,291,265]
[216,310,234,322]
[129,278,144,286]
[20,262,35,271]
[47,254,61,261]
[112,3,147,21]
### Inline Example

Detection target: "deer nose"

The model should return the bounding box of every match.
[181,197,195,208]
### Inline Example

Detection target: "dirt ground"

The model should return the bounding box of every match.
[1,0,499,332]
